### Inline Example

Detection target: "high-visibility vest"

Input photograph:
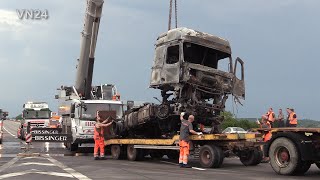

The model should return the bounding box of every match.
[289,112,298,125]
[268,112,275,122]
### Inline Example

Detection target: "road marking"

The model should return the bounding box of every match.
[0,157,20,173]
[160,160,206,171]
[2,127,15,137]
[0,169,74,179]
[14,162,56,167]
[191,167,206,171]
[46,156,92,180]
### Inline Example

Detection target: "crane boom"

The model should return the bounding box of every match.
[75,0,104,99]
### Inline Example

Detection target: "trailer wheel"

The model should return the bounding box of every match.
[269,137,300,175]
[111,145,122,160]
[239,148,262,166]
[199,145,222,168]
[167,150,179,160]
[127,145,143,161]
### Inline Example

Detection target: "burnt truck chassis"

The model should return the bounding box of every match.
[115,28,245,138]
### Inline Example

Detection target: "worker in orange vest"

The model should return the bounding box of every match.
[94,111,113,160]
[288,108,298,127]
[257,118,272,163]
[179,114,203,168]
[265,108,275,127]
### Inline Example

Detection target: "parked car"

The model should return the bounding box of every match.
[222,127,247,134]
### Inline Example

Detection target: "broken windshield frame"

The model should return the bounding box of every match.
[182,42,233,73]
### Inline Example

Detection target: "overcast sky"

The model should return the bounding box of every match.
[0,0,319,120]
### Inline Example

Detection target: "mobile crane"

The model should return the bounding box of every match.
[55,0,123,151]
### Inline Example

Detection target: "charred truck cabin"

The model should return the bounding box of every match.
[117,27,245,138]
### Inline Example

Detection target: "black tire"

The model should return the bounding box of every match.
[199,145,222,168]
[239,148,262,166]
[111,145,122,160]
[70,143,78,151]
[316,163,320,169]
[127,145,143,161]
[0,139,2,144]
[150,151,164,159]
[269,137,300,175]
[215,146,225,167]
[167,150,179,160]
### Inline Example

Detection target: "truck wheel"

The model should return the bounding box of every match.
[199,145,222,168]
[70,143,78,151]
[269,137,300,175]
[111,145,122,160]
[167,150,179,160]
[239,148,262,166]
[127,145,143,161]
[150,151,164,159]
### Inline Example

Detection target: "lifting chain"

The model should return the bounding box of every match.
[168,0,178,31]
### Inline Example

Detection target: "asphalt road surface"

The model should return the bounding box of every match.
[1,120,320,180]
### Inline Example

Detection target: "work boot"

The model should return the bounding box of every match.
[100,156,106,160]
[94,156,99,160]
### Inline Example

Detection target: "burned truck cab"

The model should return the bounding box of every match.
[150,28,245,130]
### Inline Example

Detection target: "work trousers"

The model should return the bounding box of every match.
[94,137,105,157]
[179,140,190,165]
[278,120,285,128]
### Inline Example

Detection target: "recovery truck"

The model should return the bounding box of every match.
[256,128,320,175]
[55,0,123,151]
[17,102,52,140]
[103,28,264,168]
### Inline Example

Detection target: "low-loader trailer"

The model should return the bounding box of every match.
[105,133,264,168]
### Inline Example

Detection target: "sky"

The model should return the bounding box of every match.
[0,0,319,120]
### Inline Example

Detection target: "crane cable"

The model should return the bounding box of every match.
[168,0,178,31]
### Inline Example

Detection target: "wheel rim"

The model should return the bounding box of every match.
[201,150,211,165]
[275,146,290,167]
[111,145,120,157]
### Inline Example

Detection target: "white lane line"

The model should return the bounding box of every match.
[22,157,45,160]
[46,156,92,180]
[0,169,74,179]
[2,126,15,137]
[191,167,206,171]
[14,162,56,167]
[160,161,206,171]
[0,157,20,173]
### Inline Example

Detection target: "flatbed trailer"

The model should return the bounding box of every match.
[105,133,264,168]
[256,128,320,175]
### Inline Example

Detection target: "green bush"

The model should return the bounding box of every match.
[221,111,258,130]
